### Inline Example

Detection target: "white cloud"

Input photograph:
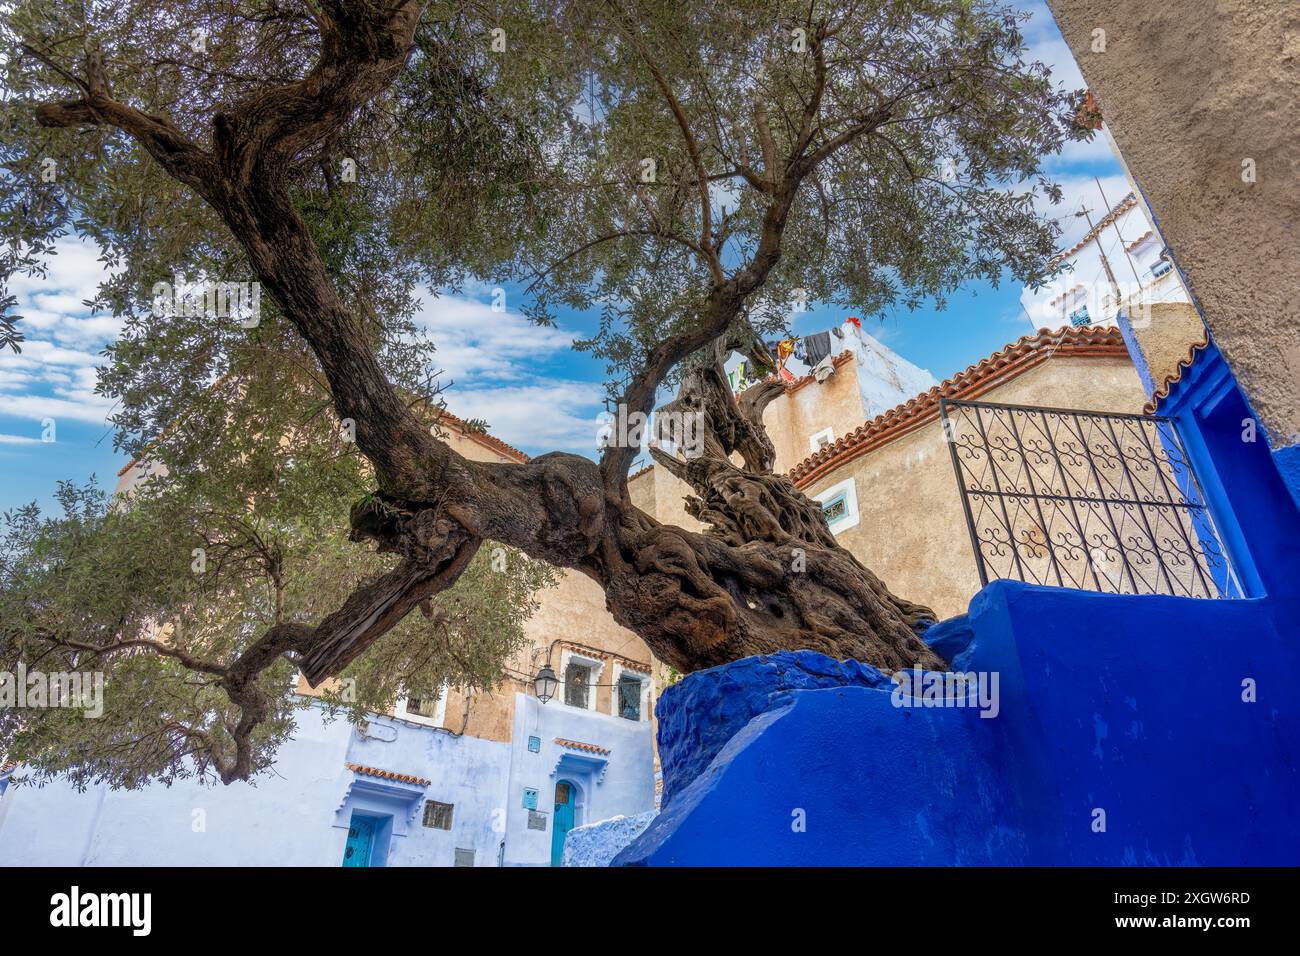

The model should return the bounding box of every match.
[1,236,120,429]
[412,289,607,455]
[0,433,42,445]
[414,293,575,386]
[443,380,606,455]
[11,339,103,368]
[5,238,110,302]
[0,392,115,425]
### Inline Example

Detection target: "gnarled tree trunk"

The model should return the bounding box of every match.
[29,0,945,780]
[623,336,943,673]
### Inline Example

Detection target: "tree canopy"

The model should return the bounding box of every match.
[0,0,1092,785]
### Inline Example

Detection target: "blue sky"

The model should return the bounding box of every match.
[0,1,1125,514]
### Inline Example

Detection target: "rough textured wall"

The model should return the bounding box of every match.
[1132,301,1206,394]
[763,355,867,472]
[561,810,658,866]
[1046,0,1300,448]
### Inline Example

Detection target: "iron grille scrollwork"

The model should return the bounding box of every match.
[939,399,1242,599]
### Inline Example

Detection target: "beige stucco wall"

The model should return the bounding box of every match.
[519,570,653,703]
[627,460,705,534]
[800,355,1148,620]
[764,356,867,473]
[1132,301,1206,395]
[1047,0,1300,447]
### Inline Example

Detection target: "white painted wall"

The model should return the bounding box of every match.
[502,693,656,866]
[0,695,656,867]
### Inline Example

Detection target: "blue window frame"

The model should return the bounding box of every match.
[822,492,848,524]
[617,674,643,720]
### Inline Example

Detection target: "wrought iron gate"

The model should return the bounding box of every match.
[939,399,1242,599]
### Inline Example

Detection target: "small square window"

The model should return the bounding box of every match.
[422,800,453,830]
[527,735,541,753]
[406,695,439,717]
[564,660,592,708]
[815,478,859,534]
[453,848,475,867]
[617,674,643,720]
[822,492,848,524]
[523,788,538,810]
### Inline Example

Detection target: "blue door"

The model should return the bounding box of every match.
[342,814,376,867]
[551,780,577,867]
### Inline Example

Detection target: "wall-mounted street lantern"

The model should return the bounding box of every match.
[534,664,558,704]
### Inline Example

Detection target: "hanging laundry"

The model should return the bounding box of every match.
[812,355,836,383]
[728,360,750,393]
[775,337,798,379]
[803,331,833,367]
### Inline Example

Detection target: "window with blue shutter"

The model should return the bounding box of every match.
[617,674,643,720]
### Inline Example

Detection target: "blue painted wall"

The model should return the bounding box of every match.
[503,693,656,866]
[0,707,359,866]
[1156,337,1300,597]
[0,694,655,867]
[616,581,1300,866]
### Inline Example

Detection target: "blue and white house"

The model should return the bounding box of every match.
[0,664,657,867]
[0,541,659,867]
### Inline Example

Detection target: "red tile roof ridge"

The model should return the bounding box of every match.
[345,762,432,787]
[787,325,1128,489]
[1144,333,1211,414]
[554,737,612,755]
[428,408,528,463]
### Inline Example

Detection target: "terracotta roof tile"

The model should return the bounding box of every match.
[787,325,1129,490]
[345,762,431,787]
[1049,194,1138,267]
[554,738,611,756]
[1143,333,1210,414]
[429,409,528,463]
[1125,230,1155,254]
[782,350,855,395]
